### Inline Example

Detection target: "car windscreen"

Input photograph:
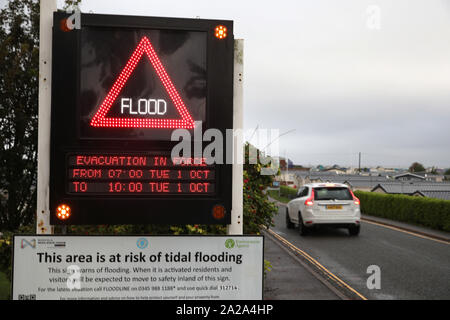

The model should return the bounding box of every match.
[313,187,353,200]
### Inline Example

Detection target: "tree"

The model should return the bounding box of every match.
[0,0,40,230]
[444,168,450,181]
[409,162,425,173]
[0,0,80,230]
[243,143,278,234]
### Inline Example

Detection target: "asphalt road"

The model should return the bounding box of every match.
[271,204,450,300]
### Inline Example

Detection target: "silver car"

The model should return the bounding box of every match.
[286,183,361,236]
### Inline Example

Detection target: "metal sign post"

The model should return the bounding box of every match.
[227,39,244,235]
[36,0,57,234]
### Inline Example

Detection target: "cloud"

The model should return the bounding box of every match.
[57,0,450,167]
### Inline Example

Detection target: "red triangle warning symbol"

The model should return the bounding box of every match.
[90,36,195,129]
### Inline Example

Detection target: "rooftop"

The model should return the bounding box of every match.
[414,191,450,201]
[372,182,450,194]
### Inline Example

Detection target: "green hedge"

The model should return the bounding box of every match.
[280,185,297,199]
[354,191,450,232]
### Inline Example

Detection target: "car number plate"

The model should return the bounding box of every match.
[326,205,343,210]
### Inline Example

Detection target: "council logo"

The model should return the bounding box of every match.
[225,239,235,249]
[136,238,148,249]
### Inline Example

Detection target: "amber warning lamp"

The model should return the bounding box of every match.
[56,204,71,220]
[215,25,227,39]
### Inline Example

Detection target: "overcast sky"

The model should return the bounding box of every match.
[6,0,450,168]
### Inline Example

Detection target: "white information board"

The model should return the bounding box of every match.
[12,235,263,300]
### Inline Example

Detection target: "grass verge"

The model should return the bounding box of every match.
[267,190,290,204]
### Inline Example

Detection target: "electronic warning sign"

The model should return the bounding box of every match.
[50,13,234,225]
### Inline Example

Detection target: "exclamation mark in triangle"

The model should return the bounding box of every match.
[90,36,196,129]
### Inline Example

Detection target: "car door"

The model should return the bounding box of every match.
[296,187,309,220]
[288,187,308,223]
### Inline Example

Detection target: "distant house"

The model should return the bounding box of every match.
[372,166,398,174]
[277,171,302,188]
[393,173,425,182]
[331,175,391,192]
[413,191,450,201]
[324,167,347,174]
[372,183,417,195]
[422,175,445,183]
[393,172,445,183]
[302,172,338,184]
[371,182,450,196]
[304,176,324,184]
[343,180,379,192]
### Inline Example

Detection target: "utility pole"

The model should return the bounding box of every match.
[286,149,289,185]
[358,152,361,174]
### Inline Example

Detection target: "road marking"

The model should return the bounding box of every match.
[274,230,286,237]
[265,228,368,300]
[361,219,450,245]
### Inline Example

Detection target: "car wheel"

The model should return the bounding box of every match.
[348,225,360,236]
[286,208,295,229]
[298,213,310,236]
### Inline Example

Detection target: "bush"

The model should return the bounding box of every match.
[354,191,450,232]
[0,235,12,280]
[0,224,34,281]
[280,185,297,199]
[243,143,278,234]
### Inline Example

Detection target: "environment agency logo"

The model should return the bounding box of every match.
[20,238,36,249]
[225,239,235,249]
[136,238,148,249]
[225,239,261,249]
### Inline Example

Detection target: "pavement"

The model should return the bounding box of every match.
[263,230,343,300]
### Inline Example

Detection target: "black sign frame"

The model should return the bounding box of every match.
[50,12,234,225]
